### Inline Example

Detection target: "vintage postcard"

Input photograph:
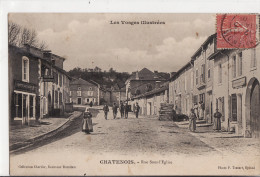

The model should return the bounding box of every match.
[8,13,260,176]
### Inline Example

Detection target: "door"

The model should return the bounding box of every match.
[77,97,82,105]
[250,81,260,138]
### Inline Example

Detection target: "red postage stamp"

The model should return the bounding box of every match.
[217,14,257,49]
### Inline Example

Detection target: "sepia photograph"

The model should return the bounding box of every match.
[7,12,260,175]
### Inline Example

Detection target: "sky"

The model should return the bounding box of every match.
[9,13,216,73]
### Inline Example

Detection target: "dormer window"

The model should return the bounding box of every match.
[22,56,29,82]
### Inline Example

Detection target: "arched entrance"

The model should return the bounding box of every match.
[245,77,260,138]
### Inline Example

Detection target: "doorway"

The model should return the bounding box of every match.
[77,97,82,105]
[246,77,260,138]
[250,80,260,138]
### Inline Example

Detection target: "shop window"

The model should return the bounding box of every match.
[22,56,29,82]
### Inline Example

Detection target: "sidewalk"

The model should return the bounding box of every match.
[175,120,260,156]
[10,111,82,152]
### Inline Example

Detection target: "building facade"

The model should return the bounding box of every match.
[69,78,100,105]
[209,45,260,138]
[125,68,166,102]
[9,44,71,125]
[169,62,194,115]
[131,83,169,116]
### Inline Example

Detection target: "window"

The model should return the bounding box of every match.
[87,91,94,96]
[59,92,62,105]
[201,64,205,83]
[208,69,211,79]
[232,55,236,78]
[231,94,237,121]
[22,56,29,82]
[69,91,72,96]
[78,87,81,90]
[59,74,62,87]
[77,91,81,96]
[218,64,222,84]
[69,98,72,103]
[238,52,242,76]
[195,69,199,85]
[251,48,257,68]
[89,87,92,90]
[53,71,58,84]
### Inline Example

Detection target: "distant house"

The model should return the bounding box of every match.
[125,68,166,102]
[130,82,169,116]
[69,78,100,105]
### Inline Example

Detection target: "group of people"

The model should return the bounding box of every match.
[189,105,222,132]
[103,101,140,120]
[193,101,205,120]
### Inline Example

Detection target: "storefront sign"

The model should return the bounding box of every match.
[14,80,37,93]
[42,75,54,82]
[232,77,246,88]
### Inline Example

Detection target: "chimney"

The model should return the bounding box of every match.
[154,70,158,73]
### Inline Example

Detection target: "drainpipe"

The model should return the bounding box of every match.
[219,51,230,132]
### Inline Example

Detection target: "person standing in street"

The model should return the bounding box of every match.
[213,109,222,131]
[103,103,109,120]
[189,108,196,132]
[124,102,129,119]
[134,102,140,118]
[119,101,125,118]
[194,103,199,120]
[112,103,118,119]
[89,101,93,107]
[198,101,204,120]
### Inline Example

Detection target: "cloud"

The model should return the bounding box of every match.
[27,14,216,73]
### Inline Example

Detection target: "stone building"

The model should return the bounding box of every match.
[69,78,100,105]
[131,82,169,116]
[9,44,71,125]
[169,61,194,115]
[125,68,166,103]
[191,34,216,121]
[209,45,260,138]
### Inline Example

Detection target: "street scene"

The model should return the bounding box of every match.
[8,13,260,175]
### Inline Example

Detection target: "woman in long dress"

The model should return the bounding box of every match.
[82,111,93,134]
[213,109,222,131]
[189,108,196,132]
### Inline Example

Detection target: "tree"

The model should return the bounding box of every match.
[8,21,21,46]
[8,21,48,50]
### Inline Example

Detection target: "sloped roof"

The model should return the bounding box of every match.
[127,68,166,82]
[70,78,96,86]
[133,82,169,99]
